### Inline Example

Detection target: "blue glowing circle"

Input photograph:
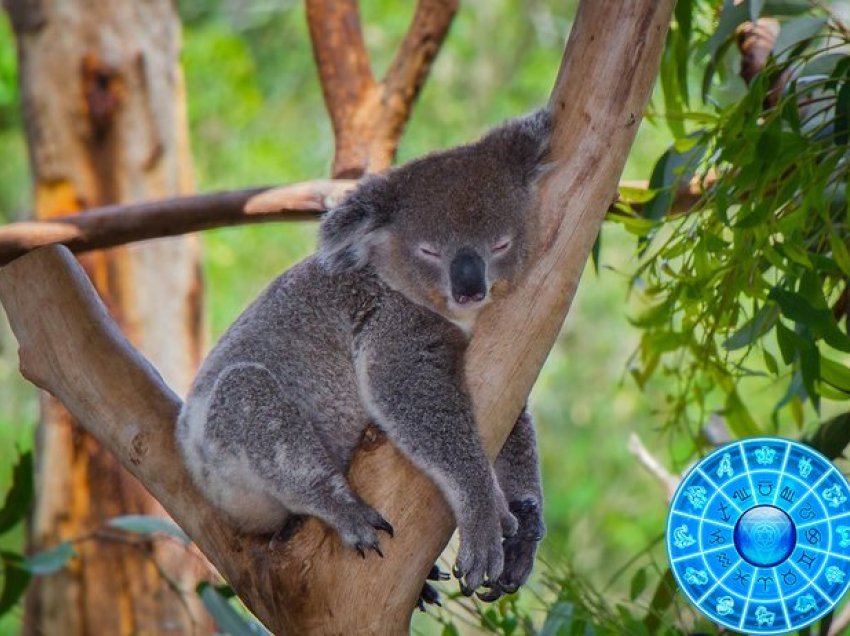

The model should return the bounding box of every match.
[667,437,850,634]
[733,505,795,567]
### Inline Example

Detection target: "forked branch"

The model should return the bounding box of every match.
[306,0,458,176]
[0,1,676,632]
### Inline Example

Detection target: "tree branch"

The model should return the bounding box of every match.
[0,1,676,631]
[0,180,354,266]
[306,0,458,177]
[0,176,706,267]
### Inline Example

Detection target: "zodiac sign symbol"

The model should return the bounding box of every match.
[755,446,776,465]
[800,502,816,521]
[781,569,797,586]
[673,524,696,549]
[716,453,734,478]
[757,576,773,592]
[799,457,813,478]
[826,566,846,584]
[685,485,707,510]
[732,568,750,586]
[755,606,775,627]
[837,526,850,548]
[733,487,752,503]
[709,529,725,545]
[795,594,817,613]
[758,480,774,497]
[716,596,735,617]
[684,567,708,586]
[797,551,816,569]
[823,484,847,508]
[805,528,821,545]
[717,502,731,522]
[779,486,796,503]
[716,552,732,568]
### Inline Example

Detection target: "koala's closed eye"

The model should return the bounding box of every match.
[491,238,512,256]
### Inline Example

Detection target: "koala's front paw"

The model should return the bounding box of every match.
[453,501,507,596]
[332,499,394,558]
[477,498,545,602]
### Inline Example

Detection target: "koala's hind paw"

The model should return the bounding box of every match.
[334,501,394,558]
[476,498,545,602]
[454,516,504,596]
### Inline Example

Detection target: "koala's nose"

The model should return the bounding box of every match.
[450,247,486,305]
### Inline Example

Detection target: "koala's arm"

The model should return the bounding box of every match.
[355,317,516,594]
[483,407,545,598]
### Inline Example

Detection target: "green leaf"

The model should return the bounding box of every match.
[763,0,816,14]
[197,582,270,636]
[441,624,461,636]
[836,80,850,146]
[643,137,706,221]
[0,553,30,616]
[769,288,850,353]
[591,231,601,275]
[23,542,76,575]
[540,601,574,636]
[704,1,748,62]
[804,412,850,459]
[723,304,779,350]
[821,356,850,392]
[107,515,191,545]
[643,569,676,633]
[830,233,850,276]
[0,452,33,534]
[629,568,648,601]
[747,0,763,21]
[774,16,828,61]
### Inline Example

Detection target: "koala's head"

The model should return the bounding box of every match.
[318,108,552,330]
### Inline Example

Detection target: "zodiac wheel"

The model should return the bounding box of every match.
[667,437,850,634]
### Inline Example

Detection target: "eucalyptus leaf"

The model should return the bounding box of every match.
[0,553,30,617]
[0,451,32,534]
[23,542,76,575]
[107,515,191,545]
[774,16,828,61]
[540,601,574,636]
[198,582,270,636]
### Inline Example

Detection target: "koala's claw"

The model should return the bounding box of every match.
[355,540,384,559]
[417,581,442,611]
[373,516,395,538]
[428,564,450,581]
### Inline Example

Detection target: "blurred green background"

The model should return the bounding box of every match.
[0,0,679,632]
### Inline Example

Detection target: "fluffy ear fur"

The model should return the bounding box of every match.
[484,107,553,185]
[318,175,392,273]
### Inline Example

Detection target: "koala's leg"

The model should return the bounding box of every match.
[205,363,393,554]
[355,340,518,595]
[479,407,545,601]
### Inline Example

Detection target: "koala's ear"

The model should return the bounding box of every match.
[486,107,553,184]
[318,176,392,273]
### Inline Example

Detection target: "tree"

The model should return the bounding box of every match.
[0,0,675,633]
[3,0,208,632]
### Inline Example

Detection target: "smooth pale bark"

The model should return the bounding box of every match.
[4,0,209,632]
[0,1,675,633]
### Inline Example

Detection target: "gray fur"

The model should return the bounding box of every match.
[177,108,550,597]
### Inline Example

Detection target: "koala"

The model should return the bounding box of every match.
[176,109,550,601]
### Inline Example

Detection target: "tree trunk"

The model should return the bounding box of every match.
[4,0,209,633]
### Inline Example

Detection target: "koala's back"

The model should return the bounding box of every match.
[177,256,381,530]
